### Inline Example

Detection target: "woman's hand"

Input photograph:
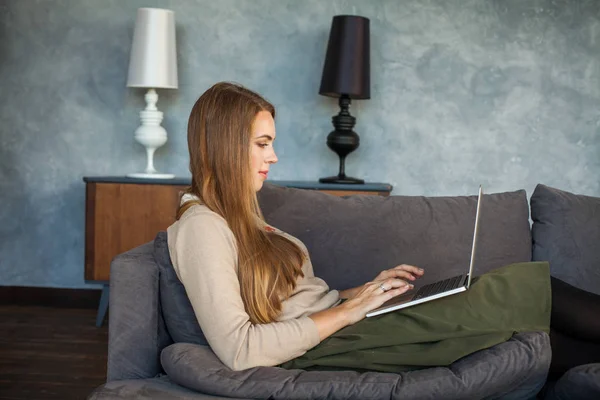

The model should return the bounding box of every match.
[338,265,424,299]
[373,264,424,283]
[310,277,414,339]
[339,278,414,325]
[310,264,424,340]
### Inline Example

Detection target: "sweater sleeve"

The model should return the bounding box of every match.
[167,209,321,371]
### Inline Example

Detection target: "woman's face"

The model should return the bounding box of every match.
[250,110,278,192]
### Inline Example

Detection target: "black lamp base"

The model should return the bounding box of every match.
[319,175,364,184]
[320,95,365,185]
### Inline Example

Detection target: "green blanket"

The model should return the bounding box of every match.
[281,261,551,373]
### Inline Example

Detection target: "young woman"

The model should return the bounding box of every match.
[168,82,600,379]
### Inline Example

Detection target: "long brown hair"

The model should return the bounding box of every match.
[177,82,305,324]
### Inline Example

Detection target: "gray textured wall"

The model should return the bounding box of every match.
[1,0,599,288]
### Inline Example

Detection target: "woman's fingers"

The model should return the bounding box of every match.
[379,267,422,281]
[376,278,413,292]
[386,270,419,281]
[383,285,412,299]
[393,264,425,276]
[374,264,424,283]
[373,279,413,307]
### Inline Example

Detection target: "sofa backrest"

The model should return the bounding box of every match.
[531,184,600,295]
[258,184,533,289]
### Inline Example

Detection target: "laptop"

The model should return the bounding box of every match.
[366,186,483,318]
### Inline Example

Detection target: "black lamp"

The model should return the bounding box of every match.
[318,15,370,184]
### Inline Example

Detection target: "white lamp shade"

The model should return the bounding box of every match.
[127,8,178,89]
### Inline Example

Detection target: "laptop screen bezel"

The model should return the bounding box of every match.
[466,186,483,289]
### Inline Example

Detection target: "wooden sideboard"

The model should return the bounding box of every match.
[85,180,187,281]
[83,176,392,325]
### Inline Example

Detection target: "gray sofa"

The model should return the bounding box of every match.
[88,183,600,400]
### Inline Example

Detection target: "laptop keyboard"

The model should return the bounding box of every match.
[413,275,465,300]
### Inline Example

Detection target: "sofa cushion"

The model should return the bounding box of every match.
[257,183,532,290]
[154,231,209,346]
[161,332,550,400]
[544,363,600,400]
[531,184,600,295]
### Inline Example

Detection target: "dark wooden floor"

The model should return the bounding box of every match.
[0,305,108,399]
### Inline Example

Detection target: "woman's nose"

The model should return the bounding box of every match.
[268,150,278,164]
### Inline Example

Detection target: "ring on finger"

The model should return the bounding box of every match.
[379,283,388,292]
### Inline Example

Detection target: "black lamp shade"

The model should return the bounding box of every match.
[319,15,370,100]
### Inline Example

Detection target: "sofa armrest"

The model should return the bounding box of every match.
[107,241,172,381]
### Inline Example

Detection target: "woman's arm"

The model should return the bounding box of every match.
[310,278,414,339]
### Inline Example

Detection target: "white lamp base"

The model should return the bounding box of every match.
[127,172,175,179]
[130,88,174,179]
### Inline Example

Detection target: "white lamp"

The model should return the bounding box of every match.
[126,8,178,179]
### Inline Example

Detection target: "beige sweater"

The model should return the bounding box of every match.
[167,202,340,371]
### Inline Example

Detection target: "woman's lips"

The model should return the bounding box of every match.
[259,171,268,179]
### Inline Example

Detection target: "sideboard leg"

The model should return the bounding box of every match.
[96,284,110,327]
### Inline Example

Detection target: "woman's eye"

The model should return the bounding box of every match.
[258,143,269,148]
